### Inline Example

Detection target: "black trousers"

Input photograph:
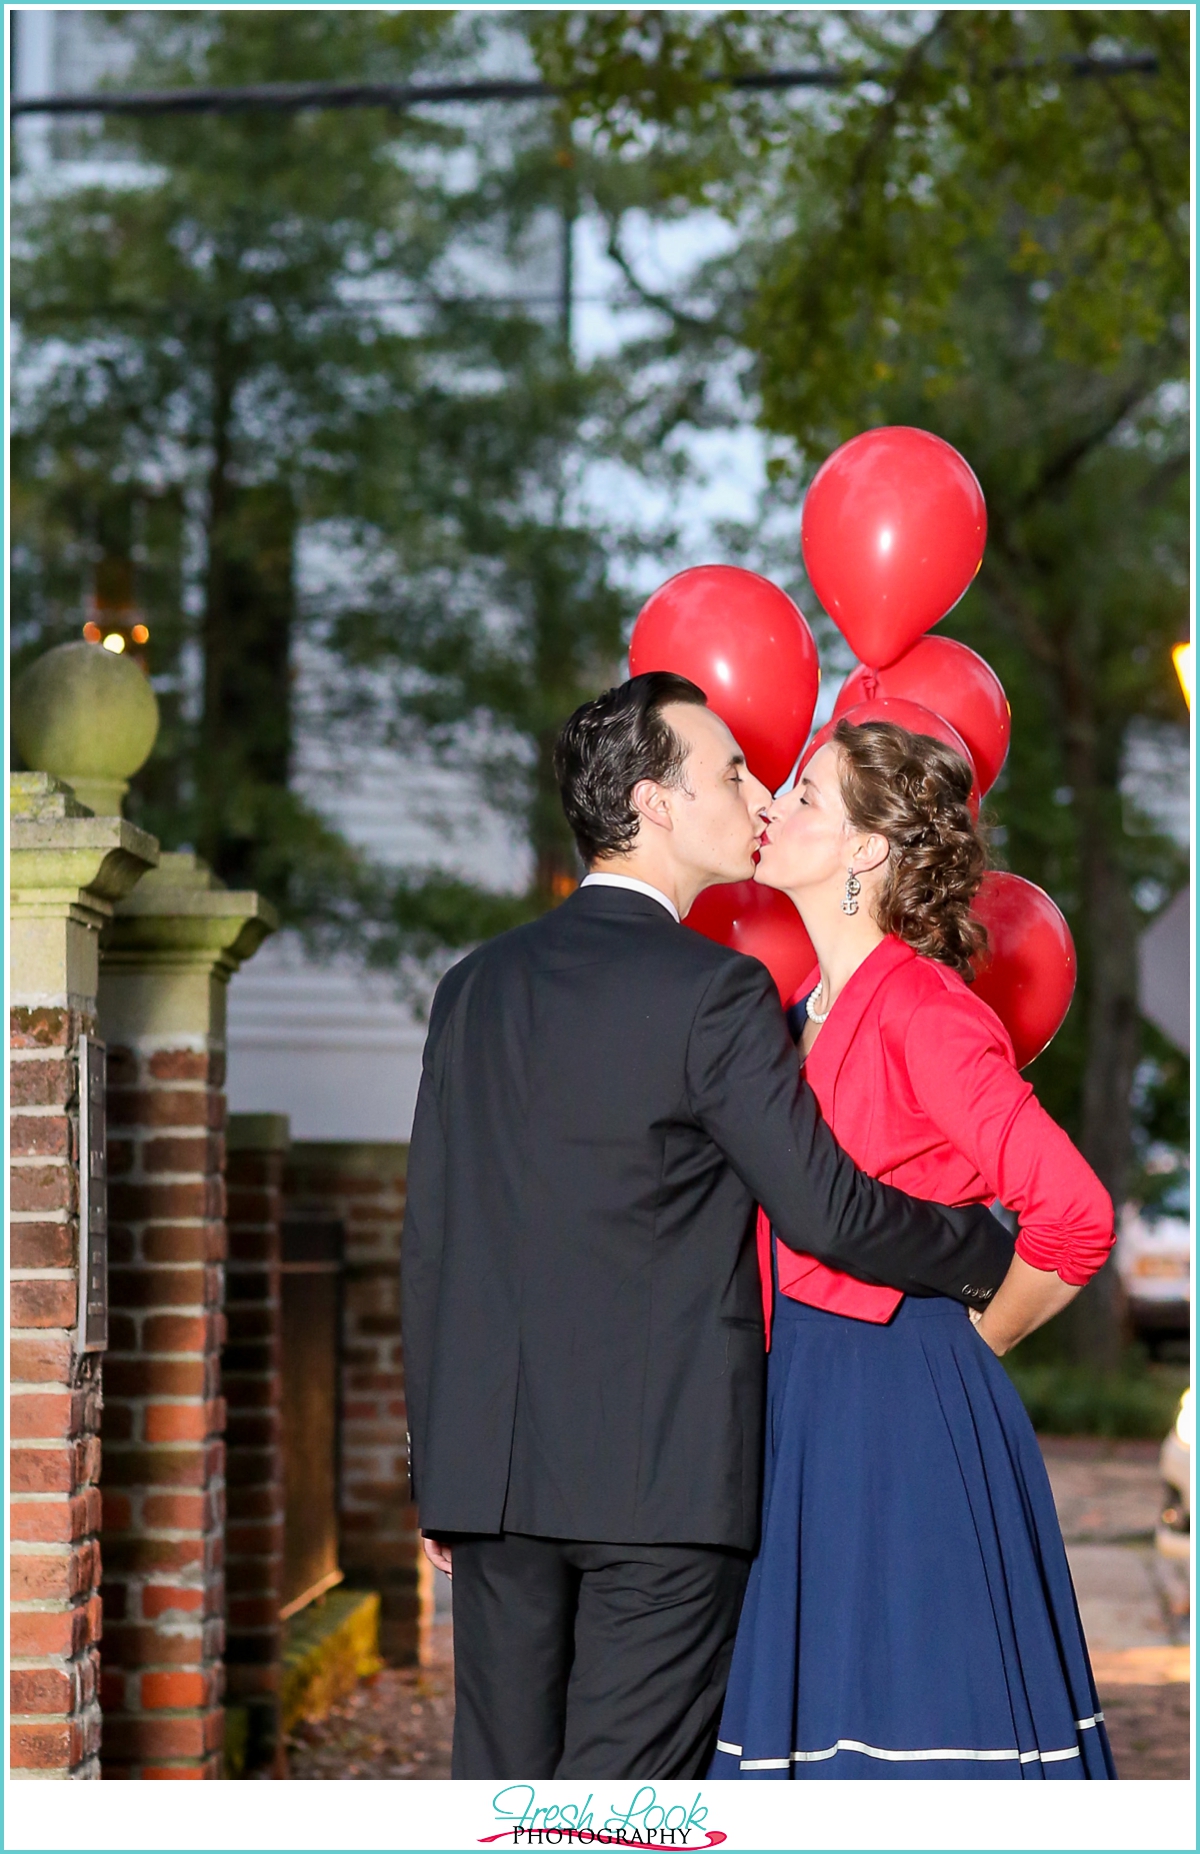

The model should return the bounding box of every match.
[449,1532,752,1780]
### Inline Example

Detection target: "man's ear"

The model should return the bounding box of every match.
[629,778,674,834]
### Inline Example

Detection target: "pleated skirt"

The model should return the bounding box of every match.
[709,1293,1116,1779]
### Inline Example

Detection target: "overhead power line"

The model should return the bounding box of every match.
[10,54,1160,118]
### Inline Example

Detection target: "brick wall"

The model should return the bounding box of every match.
[222,1115,288,1776]
[99,1043,227,1778]
[282,1144,419,1665]
[10,1007,103,1780]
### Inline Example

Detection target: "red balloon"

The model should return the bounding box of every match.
[629,565,820,792]
[686,881,816,1004]
[833,637,1010,796]
[801,428,987,668]
[970,872,1076,1069]
[799,695,981,819]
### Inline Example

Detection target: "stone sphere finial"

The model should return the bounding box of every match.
[13,641,160,816]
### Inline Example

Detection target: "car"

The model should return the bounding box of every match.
[1157,1387,1192,1567]
[1115,1197,1190,1357]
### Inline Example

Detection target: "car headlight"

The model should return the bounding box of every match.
[1173,1387,1193,1451]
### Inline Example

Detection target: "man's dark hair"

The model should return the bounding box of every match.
[553,672,709,866]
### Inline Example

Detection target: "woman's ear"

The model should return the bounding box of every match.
[852,831,891,876]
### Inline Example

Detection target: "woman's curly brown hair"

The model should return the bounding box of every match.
[832,718,988,979]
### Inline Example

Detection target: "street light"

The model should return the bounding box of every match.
[1171,642,1192,710]
[82,616,150,659]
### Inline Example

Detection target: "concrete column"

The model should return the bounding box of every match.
[9,772,158,1779]
[223,1112,290,1777]
[97,856,276,1778]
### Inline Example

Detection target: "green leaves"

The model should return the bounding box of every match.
[742,12,1187,451]
[531,11,749,142]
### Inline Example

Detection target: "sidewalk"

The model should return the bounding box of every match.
[1040,1437,1190,1781]
[288,1438,1190,1781]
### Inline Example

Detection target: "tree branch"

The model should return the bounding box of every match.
[603,219,718,334]
[976,548,1058,672]
[843,13,952,218]
[1067,14,1185,273]
[1015,374,1155,511]
[1136,448,1190,508]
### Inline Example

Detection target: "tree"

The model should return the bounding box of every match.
[537,8,1190,1359]
[11,11,666,984]
[13,11,457,907]
[317,108,642,910]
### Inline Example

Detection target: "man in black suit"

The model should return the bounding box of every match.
[402,671,1011,1780]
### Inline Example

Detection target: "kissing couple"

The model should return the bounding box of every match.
[402,671,1117,1781]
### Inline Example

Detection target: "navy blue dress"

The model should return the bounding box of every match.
[709,1022,1116,1780]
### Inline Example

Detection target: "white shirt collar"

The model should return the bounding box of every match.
[580,872,680,924]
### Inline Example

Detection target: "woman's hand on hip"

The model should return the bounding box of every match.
[972,1253,1081,1356]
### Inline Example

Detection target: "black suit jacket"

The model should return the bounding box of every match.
[401,883,1012,1550]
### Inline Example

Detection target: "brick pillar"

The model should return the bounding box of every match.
[97,852,275,1778]
[223,1113,289,1777]
[282,1143,419,1664]
[9,773,157,1780]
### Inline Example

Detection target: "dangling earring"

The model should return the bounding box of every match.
[842,869,861,916]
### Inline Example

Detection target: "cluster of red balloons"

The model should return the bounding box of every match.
[628,426,1076,1068]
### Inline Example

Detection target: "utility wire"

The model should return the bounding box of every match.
[19,290,690,318]
[11,54,1159,117]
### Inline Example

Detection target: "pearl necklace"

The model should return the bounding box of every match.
[806,989,831,1025]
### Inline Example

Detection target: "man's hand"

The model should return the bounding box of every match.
[423,1535,452,1578]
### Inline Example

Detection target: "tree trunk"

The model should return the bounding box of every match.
[1055,688,1138,1369]
[199,327,295,891]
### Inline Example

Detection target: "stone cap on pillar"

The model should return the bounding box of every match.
[10,772,160,1012]
[227,1112,292,1154]
[104,851,279,983]
[11,771,160,931]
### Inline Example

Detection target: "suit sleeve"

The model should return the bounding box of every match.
[686,956,1014,1303]
[400,1052,448,1508]
[904,989,1115,1285]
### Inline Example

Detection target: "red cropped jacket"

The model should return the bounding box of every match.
[759,935,1115,1339]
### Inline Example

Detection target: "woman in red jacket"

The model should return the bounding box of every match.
[709,718,1117,1780]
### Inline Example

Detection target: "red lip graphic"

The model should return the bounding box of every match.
[478,1835,728,1850]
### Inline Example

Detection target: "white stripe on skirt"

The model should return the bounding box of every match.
[716,1714,1104,1771]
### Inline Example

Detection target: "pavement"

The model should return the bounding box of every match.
[1042,1437,1190,1667]
[1040,1437,1191,1781]
[288,1437,1190,1782]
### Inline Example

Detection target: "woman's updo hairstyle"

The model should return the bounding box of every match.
[831,717,988,979]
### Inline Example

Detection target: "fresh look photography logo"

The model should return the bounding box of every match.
[479,1786,727,1849]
